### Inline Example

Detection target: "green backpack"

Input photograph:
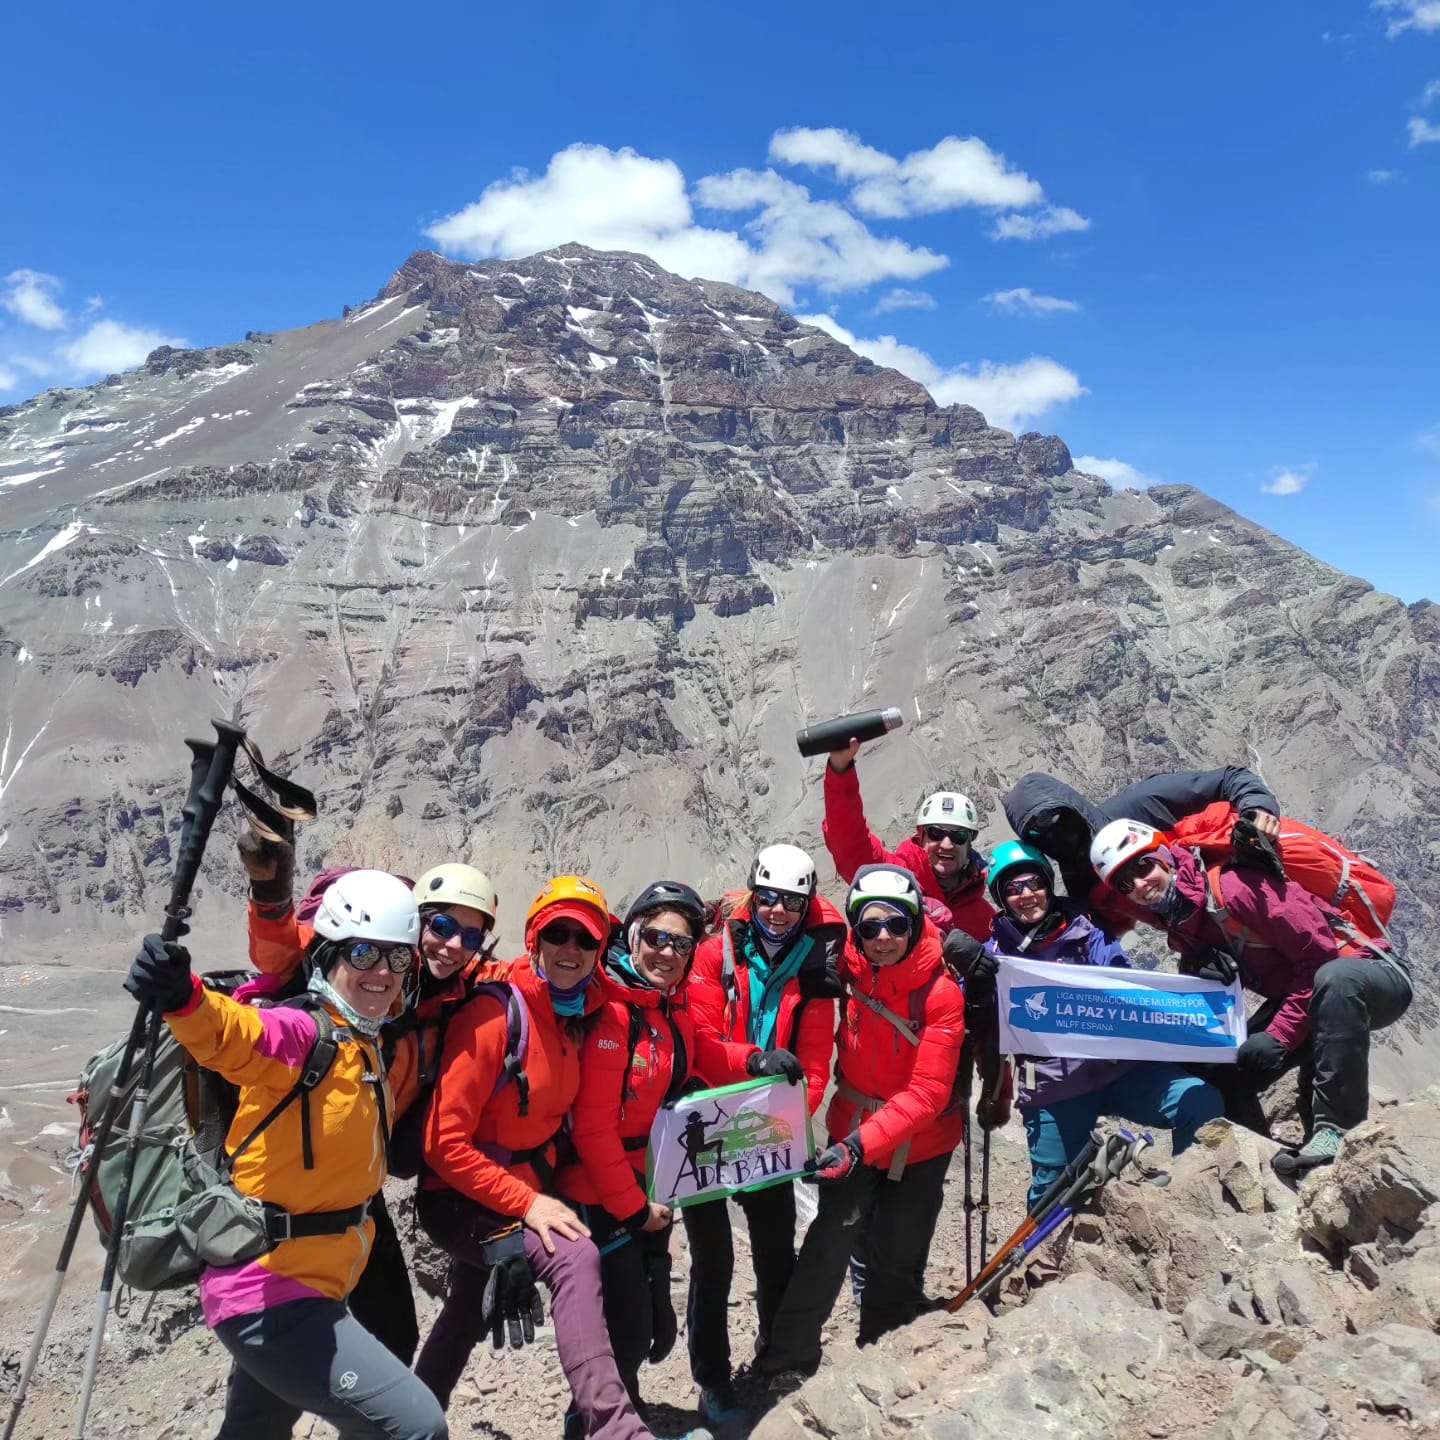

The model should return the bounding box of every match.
[74,973,366,1292]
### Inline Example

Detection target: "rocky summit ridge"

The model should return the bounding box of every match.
[0,241,1436,1046]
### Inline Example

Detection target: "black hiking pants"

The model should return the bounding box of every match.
[760,1151,950,1377]
[347,1190,420,1365]
[683,1180,797,1388]
[579,1207,674,1406]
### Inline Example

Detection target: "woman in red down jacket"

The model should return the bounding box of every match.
[557,880,802,1424]
[758,863,965,1387]
[683,844,843,1429]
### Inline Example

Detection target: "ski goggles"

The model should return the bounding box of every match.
[1113,854,1164,895]
[1002,874,1050,898]
[754,887,808,914]
[855,915,913,941]
[924,825,975,845]
[342,940,417,973]
[638,925,696,958]
[425,910,492,952]
[538,921,603,952]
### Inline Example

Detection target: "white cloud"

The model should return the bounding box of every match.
[424,143,948,305]
[1375,0,1440,36]
[798,312,1085,432]
[990,206,1092,241]
[1367,168,1401,182]
[1261,463,1315,497]
[767,127,893,181]
[985,287,1081,314]
[872,288,937,313]
[1424,79,1440,105]
[0,364,16,391]
[1408,117,1440,145]
[61,319,186,376]
[2,270,68,331]
[1074,455,1157,488]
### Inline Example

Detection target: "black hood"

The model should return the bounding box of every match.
[1002,773,1110,842]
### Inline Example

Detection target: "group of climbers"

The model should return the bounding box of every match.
[117,735,1410,1440]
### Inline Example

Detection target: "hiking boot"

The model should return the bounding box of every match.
[1272,1124,1345,1176]
[765,1370,810,1396]
[697,1386,747,1438]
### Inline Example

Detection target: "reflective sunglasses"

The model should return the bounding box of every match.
[538,920,602,952]
[1114,854,1163,896]
[1002,874,1049,898]
[426,910,491,952]
[855,915,912,941]
[343,940,417,974]
[755,887,807,914]
[639,925,696,958]
[924,825,975,845]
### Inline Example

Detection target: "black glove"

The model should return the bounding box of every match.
[747,1048,804,1085]
[1235,1030,1290,1082]
[480,1227,544,1350]
[944,929,998,1000]
[645,1246,677,1363]
[1231,818,1285,882]
[124,935,195,1012]
[237,824,295,910]
[806,1133,863,1185]
[1187,948,1239,985]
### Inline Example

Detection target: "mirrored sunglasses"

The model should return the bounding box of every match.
[924,825,975,845]
[344,940,416,974]
[1002,874,1049,898]
[1114,854,1163,896]
[538,920,602,952]
[639,925,696,958]
[755,887,807,914]
[856,915,912,941]
[426,910,491,952]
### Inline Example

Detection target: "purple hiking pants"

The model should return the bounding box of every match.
[414,1189,653,1440]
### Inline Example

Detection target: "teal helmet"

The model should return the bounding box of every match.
[986,841,1055,907]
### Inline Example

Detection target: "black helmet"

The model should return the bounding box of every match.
[623,880,708,937]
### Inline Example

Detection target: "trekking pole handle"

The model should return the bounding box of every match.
[163,720,244,942]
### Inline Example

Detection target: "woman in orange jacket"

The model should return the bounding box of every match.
[682,844,841,1430]
[413,877,713,1440]
[558,881,798,1424]
[122,870,448,1440]
[758,863,966,1388]
[240,844,500,1366]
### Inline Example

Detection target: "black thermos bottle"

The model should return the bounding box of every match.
[795,707,905,758]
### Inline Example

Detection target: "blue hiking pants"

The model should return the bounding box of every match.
[1021,1063,1225,1208]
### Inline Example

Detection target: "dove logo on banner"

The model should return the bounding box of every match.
[997,954,1247,1065]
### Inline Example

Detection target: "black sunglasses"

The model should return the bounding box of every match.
[538,920,602,952]
[1114,854,1162,896]
[856,915,912,941]
[639,925,696,958]
[755,887,807,914]
[924,825,975,845]
[343,940,416,974]
[426,910,491,952]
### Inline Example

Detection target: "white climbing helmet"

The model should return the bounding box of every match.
[412,863,498,922]
[845,863,924,923]
[750,843,818,898]
[1090,819,1165,885]
[312,869,421,946]
[916,792,982,833]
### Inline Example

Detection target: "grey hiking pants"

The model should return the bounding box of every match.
[213,1297,448,1440]
[1310,957,1412,1130]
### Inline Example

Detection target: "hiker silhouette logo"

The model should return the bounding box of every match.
[646,1075,814,1209]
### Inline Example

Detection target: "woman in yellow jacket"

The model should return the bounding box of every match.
[124,869,448,1440]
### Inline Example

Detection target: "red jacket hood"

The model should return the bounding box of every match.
[841,920,946,1000]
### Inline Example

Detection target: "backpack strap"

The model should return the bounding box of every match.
[622,1007,646,1112]
[468,982,531,1118]
[721,923,742,1034]
[1200,855,1253,961]
[847,985,922,1047]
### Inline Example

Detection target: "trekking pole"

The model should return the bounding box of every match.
[945,1129,1104,1314]
[72,722,243,1439]
[960,1035,975,1285]
[979,1128,992,1269]
[970,1131,1152,1306]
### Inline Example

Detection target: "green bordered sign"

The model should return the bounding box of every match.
[645,1074,816,1210]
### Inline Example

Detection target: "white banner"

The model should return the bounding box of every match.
[646,1075,814,1209]
[997,955,1246,1065]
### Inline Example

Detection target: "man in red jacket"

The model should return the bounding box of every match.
[822,738,992,940]
[758,864,965,1388]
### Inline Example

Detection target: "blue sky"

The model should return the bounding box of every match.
[3,0,1437,602]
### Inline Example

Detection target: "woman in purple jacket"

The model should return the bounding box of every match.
[958,841,1224,1206]
[1091,820,1412,1174]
